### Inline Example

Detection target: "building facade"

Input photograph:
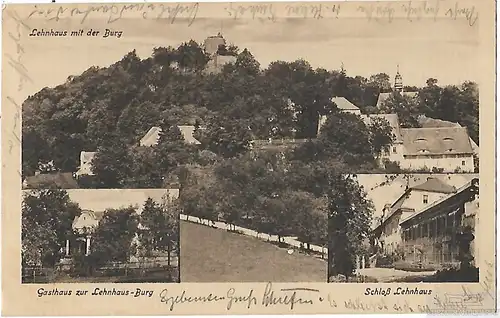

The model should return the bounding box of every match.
[75,151,96,177]
[372,177,457,255]
[399,127,475,172]
[399,178,479,267]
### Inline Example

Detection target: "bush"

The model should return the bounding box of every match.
[428,266,479,282]
[393,261,439,272]
[375,253,397,268]
[328,274,378,283]
[432,167,445,173]
[382,160,402,173]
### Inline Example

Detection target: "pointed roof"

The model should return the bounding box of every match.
[400,127,474,155]
[410,177,456,194]
[400,178,479,226]
[140,125,201,146]
[178,125,201,144]
[360,113,402,143]
[140,126,162,147]
[417,115,479,154]
[330,97,360,111]
[376,91,418,108]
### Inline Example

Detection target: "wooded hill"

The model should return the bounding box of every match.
[22,39,479,181]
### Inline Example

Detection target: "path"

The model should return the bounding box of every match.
[357,267,436,282]
[180,214,327,256]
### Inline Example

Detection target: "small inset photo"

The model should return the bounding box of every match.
[328,173,479,283]
[21,188,180,283]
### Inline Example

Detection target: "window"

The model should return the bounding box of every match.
[423,194,429,204]
[393,147,397,153]
[462,160,466,166]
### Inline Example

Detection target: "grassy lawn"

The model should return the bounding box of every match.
[180,220,327,282]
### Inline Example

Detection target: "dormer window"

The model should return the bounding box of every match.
[446,148,454,152]
[419,149,429,153]
[415,138,427,142]
[392,147,397,153]
[443,137,454,142]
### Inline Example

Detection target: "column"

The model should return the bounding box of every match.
[65,239,70,256]
[85,236,91,256]
[361,256,366,269]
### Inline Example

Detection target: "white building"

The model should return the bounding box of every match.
[373,177,458,254]
[75,151,96,177]
[399,127,475,172]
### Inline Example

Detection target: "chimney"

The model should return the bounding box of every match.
[35,170,40,176]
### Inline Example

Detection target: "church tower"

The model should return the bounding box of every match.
[394,64,403,93]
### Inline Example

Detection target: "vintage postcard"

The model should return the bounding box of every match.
[2,0,497,315]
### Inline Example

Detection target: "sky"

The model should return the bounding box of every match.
[19,7,479,98]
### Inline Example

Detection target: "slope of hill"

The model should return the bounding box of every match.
[179,221,326,282]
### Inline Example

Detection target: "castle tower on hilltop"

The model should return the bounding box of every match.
[394,64,403,93]
[203,32,226,57]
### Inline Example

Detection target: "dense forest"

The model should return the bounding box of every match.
[22,38,479,180]
[22,38,479,278]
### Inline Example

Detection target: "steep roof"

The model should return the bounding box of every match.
[140,126,162,147]
[80,151,96,163]
[410,177,456,194]
[418,115,479,154]
[376,91,418,108]
[140,126,201,146]
[23,172,78,189]
[400,178,479,226]
[400,127,474,156]
[417,115,461,128]
[178,125,201,144]
[331,97,360,111]
[360,113,402,143]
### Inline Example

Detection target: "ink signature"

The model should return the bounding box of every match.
[433,261,495,313]
[27,3,199,26]
[5,10,33,91]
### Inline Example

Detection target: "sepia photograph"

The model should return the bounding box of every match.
[328,174,479,283]
[22,188,180,283]
[3,0,496,315]
[19,16,479,283]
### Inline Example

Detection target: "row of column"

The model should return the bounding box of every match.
[65,236,91,256]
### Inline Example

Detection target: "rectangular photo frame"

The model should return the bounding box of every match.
[2,0,497,315]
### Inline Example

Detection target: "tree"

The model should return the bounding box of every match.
[89,207,139,267]
[380,92,421,128]
[367,117,395,156]
[316,111,376,166]
[22,128,52,178]
[198,117,253,158]
[176,40,210,72]
[235,49,260,76]
[139,197,179,266]
[22,188,81,267]
[155,124,195,173]
[287,191,328,250]
[327,175,373,278]
[92,135,134,188]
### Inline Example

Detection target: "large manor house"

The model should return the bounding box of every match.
[318,70,478,173]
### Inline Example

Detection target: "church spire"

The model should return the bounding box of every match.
[394,64,403,93]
